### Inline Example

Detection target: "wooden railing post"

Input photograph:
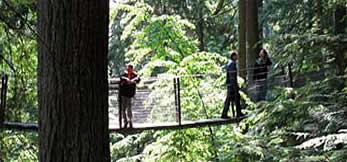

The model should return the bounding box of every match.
[173,78,178,123]
[174,77,182,125]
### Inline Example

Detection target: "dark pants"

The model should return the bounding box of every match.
[120,96,133,127]
[222,86,242,117]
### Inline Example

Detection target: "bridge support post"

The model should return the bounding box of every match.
[177,78,181,125]
[174,77,182,126]
[174,78,178,123]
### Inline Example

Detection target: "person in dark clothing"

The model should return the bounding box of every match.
[253,48,272,101]
[222,51,244,118]
[119,63,140,128]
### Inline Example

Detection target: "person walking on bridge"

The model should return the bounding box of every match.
[222,51,245,118]
[253,48,272,101]
[119,63,141,128]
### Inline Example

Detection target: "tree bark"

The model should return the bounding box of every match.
[238,0,247,78]
[37,0,110,161]
[258,0,263,44]
[314,0,323,34]
[197,1,205,51]
[197,20,205,51]
[246,0,259,84]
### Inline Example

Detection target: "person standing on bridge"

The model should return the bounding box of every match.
[222,51,244,118]
[119,63,141,128]
[253,48,272,102]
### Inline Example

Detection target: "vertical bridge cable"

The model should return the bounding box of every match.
[174,78,178,123]
[177,77,182,126]
[190,78,218,157]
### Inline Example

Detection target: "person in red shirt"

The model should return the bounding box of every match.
[119,64,140,128]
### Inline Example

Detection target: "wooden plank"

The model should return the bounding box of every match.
[109,116,248,132]
[2,121,38,131]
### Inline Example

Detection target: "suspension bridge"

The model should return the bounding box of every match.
[0,65,307,133]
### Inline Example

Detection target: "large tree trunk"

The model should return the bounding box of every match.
[314,0,323,34]
[37,0,110,161]
[197,1,205,51]
[246,0,259,84]
[314,0,326,70]
[258,0,263,44]
[238,0,247,78]
[334,5,346,76]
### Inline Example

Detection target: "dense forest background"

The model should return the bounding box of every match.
[1,0,347,161]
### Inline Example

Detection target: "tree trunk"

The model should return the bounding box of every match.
[258,0,263,44]
[37,0,110,161]
[262,0,270,38]
[197,2,205,51]
[314,0,323,34]
[154,0,162,15]
[246,0,259,84]
[197,20,205,51]
[314,0,326,69]
[334,5,346,76]
[238,0,247,78]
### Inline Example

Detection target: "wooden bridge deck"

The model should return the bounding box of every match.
[2,116,246,133]
[1,78,250,132]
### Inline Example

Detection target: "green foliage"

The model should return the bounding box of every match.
[238,74,347,161]
[0,0,37,122]
[110,131,155,161]
[264,0,347,75]
[142,129,216,162]
[109,1,153,76]
[0,131,38,161]
[126,15,198,72]
[109,1,347,160]
[0,0,345,161]
[109,0,239,76]
[109,6,257,161]
[0,0,38,160]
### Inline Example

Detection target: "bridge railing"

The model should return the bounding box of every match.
[109,65,293,128]
[0,65,332,131]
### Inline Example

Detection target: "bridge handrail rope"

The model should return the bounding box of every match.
[116,65,330,90]
[111,68,288,86]
[110,65,291,82]
[110,69,290,92]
